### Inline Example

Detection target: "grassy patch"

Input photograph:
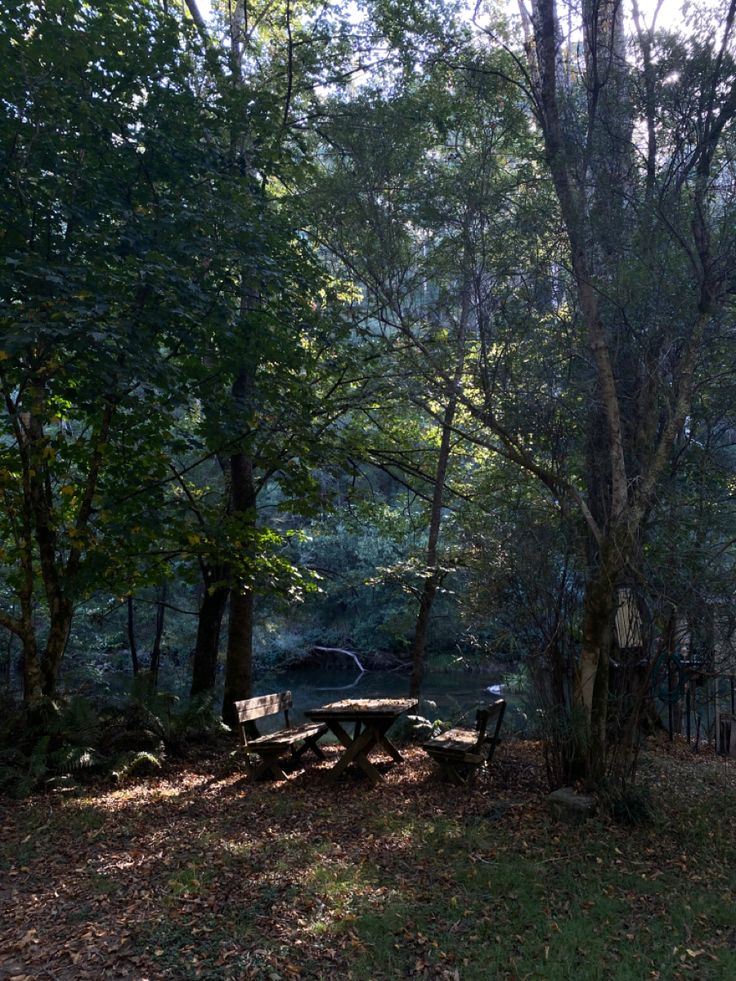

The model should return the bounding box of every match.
[339,759,736,979]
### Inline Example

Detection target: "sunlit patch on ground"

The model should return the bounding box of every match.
[1,739,735,979]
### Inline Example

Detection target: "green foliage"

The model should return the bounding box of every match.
[0,688,227,797]
[111,751,163,782]
[0,695,103,797]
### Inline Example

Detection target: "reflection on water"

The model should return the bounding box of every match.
[256,667,508,725]
[59,661,525,731]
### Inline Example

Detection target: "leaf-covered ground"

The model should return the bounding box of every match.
[2,737,736,980]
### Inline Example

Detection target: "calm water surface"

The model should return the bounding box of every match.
[255,666,512,726]
[59,660,524,730]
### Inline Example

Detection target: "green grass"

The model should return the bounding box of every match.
[339,780,736,980]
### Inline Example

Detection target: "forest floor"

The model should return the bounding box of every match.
[2,735,736,981]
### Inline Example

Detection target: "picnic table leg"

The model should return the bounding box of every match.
[328,726,383,784]
[326,720,354,750]
[291,731,326,763]
[375,728,403,763]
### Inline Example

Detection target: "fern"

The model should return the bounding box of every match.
[113,751,163,781]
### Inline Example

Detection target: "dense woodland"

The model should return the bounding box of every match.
[3,0,736,793]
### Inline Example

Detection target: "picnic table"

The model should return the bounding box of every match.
[306,697,418,785]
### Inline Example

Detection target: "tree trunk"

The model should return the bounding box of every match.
[222,586,254,728]
[576,570,616,783]
[41,598,74,698]
[21,631,42,706]
[148,583,167,692]
[190,565,229,698]
[127,596,140,676]
[409,266,470,698]
[409,393,457,698]
[222,365,258,729]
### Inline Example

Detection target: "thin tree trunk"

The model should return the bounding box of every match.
[128,596,140,676]
[149,582,167,692]
[409,392,458,698]
[409,265,470,698]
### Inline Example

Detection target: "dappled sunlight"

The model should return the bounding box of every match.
[4,740,736,977]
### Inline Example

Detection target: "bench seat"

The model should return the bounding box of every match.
[424,727,489,762]
[423,699,506,785]
[235,692,327,781]
[248,721,327,751]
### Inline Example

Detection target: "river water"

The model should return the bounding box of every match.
[255,666,518,728]
[59,658,525,731]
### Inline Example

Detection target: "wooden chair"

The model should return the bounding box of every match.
[234,691,327,781]
[422,698,506,786]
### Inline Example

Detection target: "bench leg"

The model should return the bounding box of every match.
[245,750,289,781]
[426,754,481,786]
[443,762,479,786]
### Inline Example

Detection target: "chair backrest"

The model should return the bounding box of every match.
[480,698,506,761]
[234,691,292,745]
[485,697,506,729]
[473,707,491,746]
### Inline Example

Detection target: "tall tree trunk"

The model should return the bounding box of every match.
[219,2,261,731]
[223,585,254,728]
[409,266,470,697]
[190,564,229,698]
[527,0,643,782]
[222,366,257,729]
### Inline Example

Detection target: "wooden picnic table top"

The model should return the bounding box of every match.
[306,697,418,722]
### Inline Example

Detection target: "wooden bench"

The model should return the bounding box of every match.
[235,691,328,781]
[422,698,506,786]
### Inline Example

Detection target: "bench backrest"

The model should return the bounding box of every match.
[475,698,506,751]
[235,691,292,745]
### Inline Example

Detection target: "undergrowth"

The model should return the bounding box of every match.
[0,687,228,798]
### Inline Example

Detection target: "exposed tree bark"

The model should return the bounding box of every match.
[190,564,229,698]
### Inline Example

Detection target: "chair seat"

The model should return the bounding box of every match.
[425,727,483,754]
[422,700,506,784]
